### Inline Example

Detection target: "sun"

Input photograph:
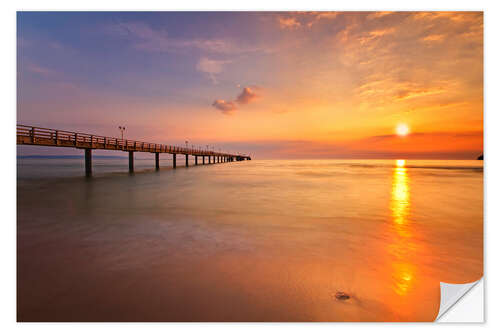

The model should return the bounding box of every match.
[396,123,410,136]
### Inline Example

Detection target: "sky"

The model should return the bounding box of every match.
[17,11,483,159]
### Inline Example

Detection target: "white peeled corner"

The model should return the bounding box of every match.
[435,278,483,322]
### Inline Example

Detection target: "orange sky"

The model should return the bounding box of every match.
[18,12,483,159]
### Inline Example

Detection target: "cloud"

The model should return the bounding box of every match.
[220,129,482,159]
[212,100,237,114]
[107,21,269,55]
[235,86,259,104]
[395,87,446,100]
[277,12,339,30]
[349,131,483,158]
[306,12,339,27]
[278,17,301,30]
[25,63,54,76]
[332,11,482,114]
[366,12,394,20]
[369,27,395,37]
[196,57,231,84]
[212,86,261,115]
[421,34,445,42]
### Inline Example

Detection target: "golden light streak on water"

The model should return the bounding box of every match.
[390,161,415,296]
[391,164,410,228]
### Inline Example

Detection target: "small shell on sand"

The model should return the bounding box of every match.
[334,291,350,300]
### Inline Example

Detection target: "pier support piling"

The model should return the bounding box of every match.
[173,154,176,168]
[85,148,92,177]
[203,156,205,164]
[195,156,198,165]
[129,151,134,173]
[185,154,189,167]
[155,152,160,170]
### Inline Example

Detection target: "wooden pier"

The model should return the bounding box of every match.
[17,125,251,176]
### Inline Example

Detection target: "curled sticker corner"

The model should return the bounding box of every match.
[435,278,482,321]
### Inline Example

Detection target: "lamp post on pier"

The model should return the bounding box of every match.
[118,126,125,149]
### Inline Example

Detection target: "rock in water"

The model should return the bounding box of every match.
[477,154,483,160]
[335,291,350,300]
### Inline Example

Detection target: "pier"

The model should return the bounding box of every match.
[17,125,251,176]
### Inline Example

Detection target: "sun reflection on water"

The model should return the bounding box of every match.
[390,160,415,296]
[391,165,410,227]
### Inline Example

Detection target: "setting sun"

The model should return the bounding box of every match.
[396,124,410,137]
[396,159,406,167]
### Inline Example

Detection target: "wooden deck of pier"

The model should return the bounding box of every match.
[17,125,251,176]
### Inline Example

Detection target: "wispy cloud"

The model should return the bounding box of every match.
[332,11,482,114]
[306,12,339,27]
[278,17,301,30]
[277,12,339,30]
[107,21,268,55]
[196,57,231,84]
[226,130,482,159]
[25,63,55,76]
[366,12,394,20]
[421,34,445,42]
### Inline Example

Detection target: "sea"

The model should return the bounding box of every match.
[17,157,483,321]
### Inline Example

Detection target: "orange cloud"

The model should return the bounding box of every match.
[278,17,301,30]
[350,131,483,156]
[277,12,339,30]
[236,87,259,104]
[421,34,445,42]
[369,27,396,37]
[212,86,261,115]
[212,100,237,114]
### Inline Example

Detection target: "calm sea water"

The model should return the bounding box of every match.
[17,157,483,321]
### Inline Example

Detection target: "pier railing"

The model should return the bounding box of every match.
[17,124,247,158]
